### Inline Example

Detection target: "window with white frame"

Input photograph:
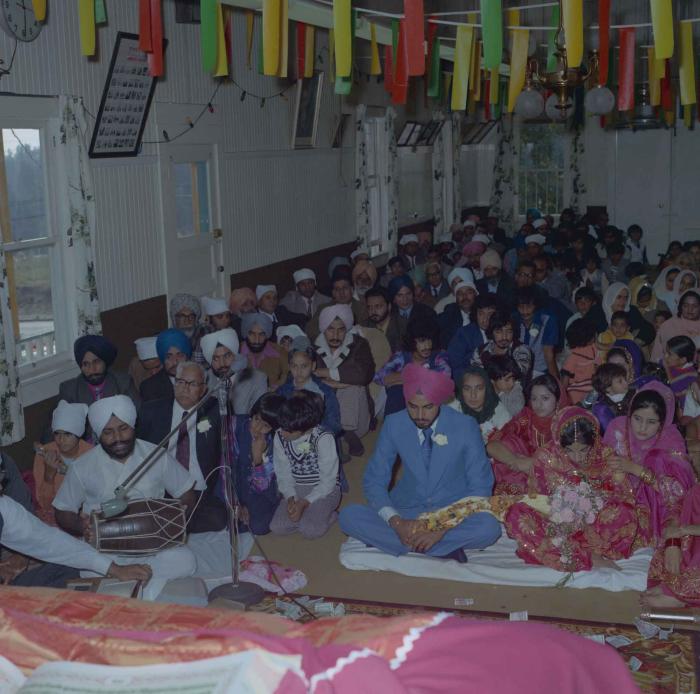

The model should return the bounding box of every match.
[0,99,70,384]
[517,123,568,218]
[364,117,391,254]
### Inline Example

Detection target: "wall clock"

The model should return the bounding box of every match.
[0,0,43,42]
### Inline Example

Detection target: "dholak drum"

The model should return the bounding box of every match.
[90,498,186,555]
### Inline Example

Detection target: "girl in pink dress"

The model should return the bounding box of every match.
[504,407,648,573]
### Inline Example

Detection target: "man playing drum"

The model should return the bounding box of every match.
[53,396,198,600]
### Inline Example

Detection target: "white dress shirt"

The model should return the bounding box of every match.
[169,401,207,491]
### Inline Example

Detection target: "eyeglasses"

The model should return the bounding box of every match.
[174,378,205,389]
[175,312,197,323]
[516,272,534,280]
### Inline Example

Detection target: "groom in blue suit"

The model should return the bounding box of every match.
[339,364,500,560]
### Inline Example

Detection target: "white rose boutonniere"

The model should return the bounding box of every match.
[529,325,540,339]
[433,433,448,446]
[197,419,212,434]
[297,441,311,454]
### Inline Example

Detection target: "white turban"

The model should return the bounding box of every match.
[472,233,491,245]
[52,400,88,437]
[277,325,306,342]
[256,284,276,300]
[201,296,229,316]
[463,220,476,229]
[319,304,354,332]
[134,336,158,361]
[293,268,316,285]
[454,280,478,295]
[88,395,136,439]
[525,234,546,246]
[447,267,475,286]
[532,218,547,229]
[200,328,240,365]
[399,234,418,246]
[350,248,369,261]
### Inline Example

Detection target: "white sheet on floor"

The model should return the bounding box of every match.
[339,530,653,592]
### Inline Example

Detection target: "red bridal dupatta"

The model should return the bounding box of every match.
[504,407,649,573]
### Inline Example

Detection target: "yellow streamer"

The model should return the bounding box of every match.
[506,9,519,26]
[304,24,315,78]
[277,0,289,77]
[451,25,474,111]
[650,0,674,60]
[214,2,228,77]
[507,29,529,113]
[684,104,693,128]
[679,20,696,106]
[648,47,661,107]
[77,0,95,56]
[471,40,482,99]
[262,0,280,76]
[333,0,352,78]
[32,0,46,21]
[369,23,381,75]
[562,0,583,68]
[490,67,500,104]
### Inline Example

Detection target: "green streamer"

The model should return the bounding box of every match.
[200,0,218,73]
[427,37,441,98]
[480,0,503,71]
[546,5,560,72]
[94,0,107,25]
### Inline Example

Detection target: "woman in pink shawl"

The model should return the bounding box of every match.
[504,407,648,572]
[602,381,695,542]
[651,289,700,361]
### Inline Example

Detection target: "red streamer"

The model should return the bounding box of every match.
[598,0,610,85]
[147,0,164,76]
[384,44,394,93]
[404,0,425,76]
[484,77,491,120]
[296,22,306,78]
[617,28,635,112]
[224,7,232,69]
[139,0,152,52]
[661,58,673,111]
[392,20,409,104]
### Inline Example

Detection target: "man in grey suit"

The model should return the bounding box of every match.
[279,268,330,323]
[200,328,267,416]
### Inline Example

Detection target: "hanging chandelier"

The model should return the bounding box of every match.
[514,0,615,121]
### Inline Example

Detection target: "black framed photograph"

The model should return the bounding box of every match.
[397,121,420,146]
[292,72,324,149]
[88,32,162,158]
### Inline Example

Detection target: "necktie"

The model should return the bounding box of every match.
[305,298,312,318]
[176,410,189,470]
[421,426,433,470]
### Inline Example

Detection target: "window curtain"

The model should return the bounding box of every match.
[0,247,23,444]
[432,111,463,238]
[569,125,587,216]
[384,106,398,247]
[56,96,102,337]
[489,116,517,231]
[354,103,370,247]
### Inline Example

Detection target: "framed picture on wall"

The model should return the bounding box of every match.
[292,72,324,149]
[89,32,163,158]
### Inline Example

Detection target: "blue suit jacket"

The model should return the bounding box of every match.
[363,406,494,516]
[447,322,484,380]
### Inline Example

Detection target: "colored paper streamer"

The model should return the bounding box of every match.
[224,5,232,67]
[384,44,394,93]
[661,58,673,111]
[246,10,255,68]
[78,0,95,56]
[148,0,164,77]
[480,0,502,71]
[650,0,674,61]
[277,0,289,78]
[333,0,351,78]
[214,1,228,77]
[451,25,473,111]
[562,0,583,68]
[490,67,499,105]
[648,47,661,107]
[262,0,280,76]
[471,40,482,100]
[598,0,610,84]
[404,0,425,76]
[617,28,635,112]
[392,19,409,104]
[369,23,381,75]
[506,9,519,26]
[427,37,441,97]
[139,0,152,52]
[296,22,306,77]
[546,4,560,72]
[335,10,354,95]
[679,21,696,106]
[507,29,529,113]
[95,0,107,25]
[304,25,315,77]
[201,0,218,73]
[32,0,46,21]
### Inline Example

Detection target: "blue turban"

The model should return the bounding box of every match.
[156,328,192,363]
[526,208,541,220]
[74,335,117,367]
[241,312,273,339]
[387,274,415,301]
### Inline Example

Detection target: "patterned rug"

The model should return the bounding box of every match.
[263,594,698,694]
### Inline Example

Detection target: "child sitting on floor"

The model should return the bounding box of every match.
[654,308,672,332]
[270,389,341,540]
[484,354,525,417]
[598,310,635,345]
[664,335,698,413]
[591,363,635,433]
[561,319,599,405]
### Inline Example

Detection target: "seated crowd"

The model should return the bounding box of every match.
[3,209,700,609]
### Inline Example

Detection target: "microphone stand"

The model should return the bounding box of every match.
[207,377,265,607]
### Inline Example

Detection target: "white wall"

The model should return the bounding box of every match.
[397,147,433,225]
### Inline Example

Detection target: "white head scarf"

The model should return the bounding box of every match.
[602,282,631,324]
[201,296,229,316]
[200,328,240,365]
[447,267,475,288]
[88,396,136,439]
[653,265,681,309]
[52,400,88,437]
[669,270,698,313]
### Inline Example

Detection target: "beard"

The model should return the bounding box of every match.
[83,371,107,386]
[101,431,136,461]
[179,326,195,339]
[214,365,232,380]
[246,340,266,354]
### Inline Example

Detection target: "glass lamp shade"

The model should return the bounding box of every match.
[545,93,573,121]
[584,85,616,115]
[515,88,545,119]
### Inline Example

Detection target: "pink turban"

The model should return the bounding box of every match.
[402,363,455,406]
[462,241,487,256]
[319,304,354,332]
[229,288,257,315]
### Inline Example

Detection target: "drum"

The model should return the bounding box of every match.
[90,498,186,555]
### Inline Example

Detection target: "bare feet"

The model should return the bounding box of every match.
[639,586,685,609]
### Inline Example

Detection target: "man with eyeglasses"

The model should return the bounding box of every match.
[422,261,450,305]
[169,293,202,350]
[136,362,245,578]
